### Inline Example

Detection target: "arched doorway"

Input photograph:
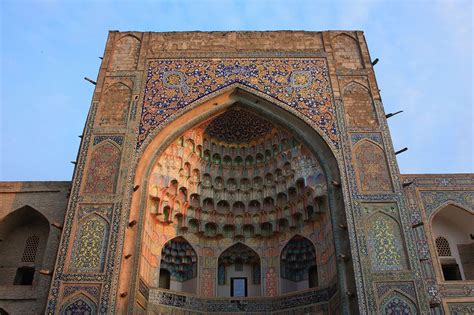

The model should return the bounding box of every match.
[431,204,474,281]
[217,243,261,297]
[158,237,197,293]
[280,235,318,294]
[122,87,357,314]
[0,206,49,286]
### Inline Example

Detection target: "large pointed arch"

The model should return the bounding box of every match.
[117,87,358,313]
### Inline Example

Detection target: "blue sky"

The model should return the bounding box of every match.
[0,0,472,181]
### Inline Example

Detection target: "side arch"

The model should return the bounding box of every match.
[429,203,474,281]
[0,205,50,286]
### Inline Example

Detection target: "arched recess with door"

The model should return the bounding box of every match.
[0,205,50,286]
[118,86,358,314]
[217,242,261,297]
[430,204,474,281]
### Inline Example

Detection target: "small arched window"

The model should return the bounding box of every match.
[435,236,452,257]
[22,235,40,263]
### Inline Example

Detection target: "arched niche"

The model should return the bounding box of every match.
[121,87,358,314]
[96,82,132,128]
[331,33,364,70]
[109,34,141,70]
[431,204,474,281]
[380,290,417,315]
[0,205,50,285]
[280,235,318,294]
[159,236,197,294]
[217,243,261,297]
[342,81,378,128]
[60,293,97,315]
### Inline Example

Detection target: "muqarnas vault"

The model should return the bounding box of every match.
[0,31,473,315]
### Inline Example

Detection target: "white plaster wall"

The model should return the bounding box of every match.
[432,205,474,280]
[170,277,197,294]
[280,278,308,294]
[217,263,261,297]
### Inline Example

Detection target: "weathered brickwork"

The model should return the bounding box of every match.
[95,80,132,128]
[0,31,472,315]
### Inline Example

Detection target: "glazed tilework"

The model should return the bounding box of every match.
[61,295,96,314]
[70,215,109,272]
[77,204,113,221]
[420,191,474,218]
[367,212,407,271]
[139,58,337,148]
[92,135,124,146]
[205,109,274,143]
[350,132,382,145]
[42,32,462,315]
[447,302,474,314]
[353,140,393,193]
[376,282,416,300]
[83,142,121,194]
[381,293,417,314]
[148,284,337,312]
[63,285,101,300]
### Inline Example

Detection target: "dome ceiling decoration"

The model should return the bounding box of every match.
[280,235,317,282]
[159,237,197,282]
[205,109,275,144]
[147,108,329,240]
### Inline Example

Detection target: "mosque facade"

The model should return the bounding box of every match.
[0,31,473,314]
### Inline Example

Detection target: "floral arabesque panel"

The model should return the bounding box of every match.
[367,212,407,272]
[139,58,337,148]
[353,140,393,193]
[83,142,121,194]
[71,215,109,272]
